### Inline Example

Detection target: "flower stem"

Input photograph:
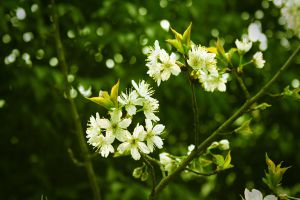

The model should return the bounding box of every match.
[233,68,251,99]
[188,78,200,146]
[51,1,101,200]
[149,43,300,199]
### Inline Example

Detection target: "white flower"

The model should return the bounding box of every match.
[144,119,164,152]
[244,188,277,200]
[78,85,92,97]
[86,113,115,157]
[132,80,154,99]
[200,72,228,92]
[99,109,131,141]
[253,52,265,69]
[146,40,181,85]
[235,37,252,53]
[187,144,195,155]
[187,45,217,73]
[159,152,176,174]
[93,134,115,157]
[142,97,160,121]
[277,0,300,38]
[118,90,143,116]
[117,124,150,160]
[86,112,102,142]
[248,22,268,51]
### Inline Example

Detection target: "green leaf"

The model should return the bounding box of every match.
[182,22,192,48]
[263,153,291,193]
[170,27,183,40]
[234,118,253,135]
[223,151,233,169]
[212,154,225,166]
[166,39,184,54]
[253,103,272,111]
[283,86,300,100]
[87,80,120,110]
[110,80,120,105]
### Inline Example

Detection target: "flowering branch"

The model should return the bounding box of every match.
[149,43,300,199]
[51,1,101,200]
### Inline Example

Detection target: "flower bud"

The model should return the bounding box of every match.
[132,167,143,178]
[219,139,230,150]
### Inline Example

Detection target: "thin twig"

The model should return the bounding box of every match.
[233,68,251,99]
[188,77,200,146]
[143,155,157,200]
[68,148,85,167]
[148,43,300,199]
[51,1,101,200]
[185,168,218,176]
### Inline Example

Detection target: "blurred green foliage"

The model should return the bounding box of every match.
[0,0,300,199]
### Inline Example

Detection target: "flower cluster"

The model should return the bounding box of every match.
[187,45,229,92]
[273,0,300,38]
[146,40,181,86]
[86,80,165,160]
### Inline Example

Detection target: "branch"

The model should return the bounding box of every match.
[149,43,300,199]
[51,1,101,200]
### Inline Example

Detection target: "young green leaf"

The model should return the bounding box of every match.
[234,118,253,135]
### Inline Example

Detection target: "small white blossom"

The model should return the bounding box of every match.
[142,97,160,121]
[200,72,228,92]
[118,90,143,116]
[86,113,102,142]
[187,144,195,155]
[117,124,150,160]
[244,188,277,200]
[93,134,115,157]
[99,109,131,141]
[248,22,268,51]
[132,80,154,99]
[144,119,164,152]
[235,37,252,53]
[275,0,300,38]
[253,52,265,69]
[159,152,176,174]
[187,45,217,72]
[146,40,181,85]
[86,113,115,157]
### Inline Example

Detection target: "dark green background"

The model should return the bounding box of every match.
[1,0,299,199]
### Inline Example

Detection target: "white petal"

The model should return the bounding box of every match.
[264,195,277,200]
[138,142,150,154]
[145,119,153,131]
[115,129,131,142]
[101,145,114,157]
[99,119,111,129]
[126,105,136,116]
[131,147,141,160]
[171,65,181,76]
[147,140,154,152]
[119,118,132,128]
[161,70,171,81]
[153,124,165,134]
[153,136,163,149]
[117,142,130,153]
